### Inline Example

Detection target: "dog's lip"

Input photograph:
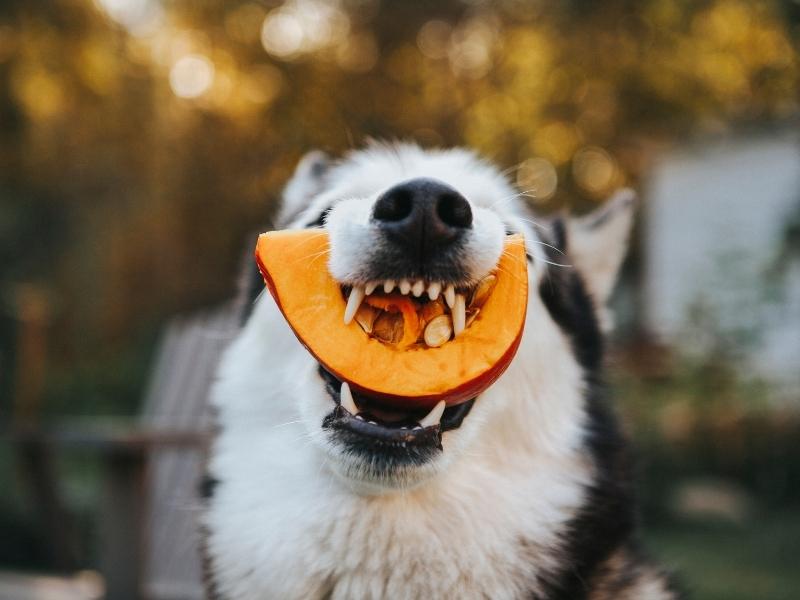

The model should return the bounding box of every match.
[318,366,475,442]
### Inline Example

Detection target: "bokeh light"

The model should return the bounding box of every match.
[447,17,498,78]
[94,0,164,36]
[515,157,558,202]
[572,146,619,197]
[169,54,215,99]
[417,20,453,60]
[260,0,350,59]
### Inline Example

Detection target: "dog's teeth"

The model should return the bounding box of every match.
[419,400,446,428]
[356,414,364,420]
[344,286,365,324]
[444,284,456,308]
[365,282,378,295]
[452,293,466,336]
[383,279,395,293]
[412,280,425,297]
[339,382,358,415]
[427,282,441,301]
[399,279,411,295]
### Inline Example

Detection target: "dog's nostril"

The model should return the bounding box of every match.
[436,192,472,229]
[373,189,414,222]
[372,178,472,259]
[373,178,472,231]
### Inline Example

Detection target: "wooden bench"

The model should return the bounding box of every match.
[8,250,258,599]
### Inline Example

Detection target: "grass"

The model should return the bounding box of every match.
[644,511,800,600]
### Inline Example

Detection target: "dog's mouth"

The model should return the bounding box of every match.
[315,274,499,457]
[319,366,475,452]
[340,276,497,349]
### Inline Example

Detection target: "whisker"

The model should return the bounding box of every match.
[293,230,328,246]
[300,248,332,266]
[539,258,572,268]
[490,188,539,209]
[529,239,566,256]
[270,419,305,429]
[514,216,550,231]
[499,161,525,177]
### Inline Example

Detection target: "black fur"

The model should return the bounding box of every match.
[533,239,682,599]
[317,365,477,477]
[306,206,332,228]
[323,411,444,474]
[539,267,604,375]
[199,474,219,500]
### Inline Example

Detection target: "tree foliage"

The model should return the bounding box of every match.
[0,0,797,409]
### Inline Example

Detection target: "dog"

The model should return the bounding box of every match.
[201,143,681,599]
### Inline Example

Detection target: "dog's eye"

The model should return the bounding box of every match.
[306,207,332,228]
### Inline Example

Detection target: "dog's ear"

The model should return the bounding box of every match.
[565,188,636,331]
[275,150,331,227]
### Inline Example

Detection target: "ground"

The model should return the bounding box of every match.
[645,510,800,600]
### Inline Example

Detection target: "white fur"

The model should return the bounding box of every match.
[203,144,622,599]
[567,188,636,332]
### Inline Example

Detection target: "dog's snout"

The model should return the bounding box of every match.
[373,178,472,255]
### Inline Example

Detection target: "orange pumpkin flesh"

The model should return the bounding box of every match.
[255,230,528,409]
[363,295,420,348]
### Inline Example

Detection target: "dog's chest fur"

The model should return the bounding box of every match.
[208,421,589,600]
[204,297,594,599]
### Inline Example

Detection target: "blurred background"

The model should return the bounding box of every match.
[1,0,799,598]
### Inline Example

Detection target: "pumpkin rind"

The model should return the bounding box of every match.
[255,230,528,409]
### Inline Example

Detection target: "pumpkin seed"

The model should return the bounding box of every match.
[372,311,404,344]
[470,274,497,309]
[355,304,380,334]
[423,314,453,348]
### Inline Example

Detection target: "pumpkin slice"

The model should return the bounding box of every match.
[255,230,528,409]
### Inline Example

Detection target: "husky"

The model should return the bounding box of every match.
[201,143,681,599]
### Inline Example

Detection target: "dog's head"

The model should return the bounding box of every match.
[272,143,634,492]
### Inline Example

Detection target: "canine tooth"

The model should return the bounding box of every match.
[419,400,446,428]
[452,293,466,337]
[399,279,411,295]
[365,282,378,295]
[356,414,364,420]
[344,286,365,324]
[412,280,425,297]
[444,284,456,308]
[427,282,441,301]
[383,279,395,293]
[339,382,358,415]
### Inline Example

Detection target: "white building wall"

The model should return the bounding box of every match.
[643,132,800,396]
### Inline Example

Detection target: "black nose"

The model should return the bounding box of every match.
[372,178,472,257]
